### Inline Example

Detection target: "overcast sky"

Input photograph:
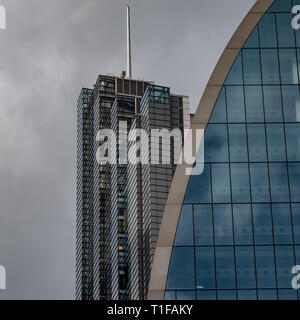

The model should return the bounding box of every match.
[0,0,255,299]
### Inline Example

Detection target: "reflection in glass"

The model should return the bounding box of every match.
[174,205,194,246]
[272,204,293,244]
[194,205,213,245]
[279,49,298,84]
[235,246,256,289]
[245,86,264,122]
[195,247,216,289]
[228,124,248,162]
[266,124,286,161]
[230,163,250,203]
[261,49,280,84]
[255,246,277,289]
[247,124,267,162]
[242,49,261,85]
[253,204,273,245]
[211,164,231,203]
[250,163,270,203]
[226,86,245,123]
[263,86,283,123]
[215,247,236,289]
[233,204,253,245]
[214,204,233,245]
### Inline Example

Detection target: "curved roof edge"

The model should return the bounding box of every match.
[147,0,275,300]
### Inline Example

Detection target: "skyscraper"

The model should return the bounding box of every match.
[149,0,300,301]
[76,6,190,300]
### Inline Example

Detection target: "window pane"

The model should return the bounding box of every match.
[242,49,261,84]
[272,204,293,244]
[279,49,299,84]
[235,246,256,289]
[263,86,283,123]
[194,205,213,245]
[215,247,236,289]
[261,49,280,84]
[255,246,277,289]
[197,290,216,300]
[253,204,273,245]
[226,86,245,123]
[258,290,277,300]
[244,26,259,48]
[285,124,300,161]
[259,13,277,47]
[288,163,300,202]
[276,13,295,47]
[211,164,231,203]
[269,163,290,203]
[210,88,226,123]
[184,164,211,203]
[166,247,195,290]
[238,290,257,300]
[176,291,196,300]
[245,86,264,122]
[165,291,176,300]
[268,0,292,12]
[196,247,215,290]
[217,290,237,300]
[247,124,267,162]
[231,163,250,203]
[292,204,300,244]
[174,205,194,246]
[205,124,228,162]
[233,204,253,245]
[282,85,300,122]
[225,53,243,85]
[213,204,233,245]
[228,124,248,162]
[250,163,270,203]
[278,289,298,300]
[266,124,286,161]
[275,246,295,289]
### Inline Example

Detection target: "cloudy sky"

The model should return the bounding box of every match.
[0,0,255,299]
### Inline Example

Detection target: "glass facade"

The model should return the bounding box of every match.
[165,0,300,300]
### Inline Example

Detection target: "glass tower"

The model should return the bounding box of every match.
[163,0,300,300]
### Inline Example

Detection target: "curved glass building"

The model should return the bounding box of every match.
[149,0,300,300]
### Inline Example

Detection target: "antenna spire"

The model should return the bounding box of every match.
[126,5,132,79]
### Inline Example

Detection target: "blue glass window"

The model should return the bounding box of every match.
[213,204,233,245]
[230,163,250,203]
[275,246,295,288]
[205,124,228,162]
[282,85,300,123]
[210,88,227,123]
[288,163,300,202]
[285,124,300,161]
[194,205,213,245]
[226,86,245,123]
[228,124,248,162]
[195,247,216,289]
[233,204,253,245]
[215,247,236,289]
[279,49,299,84]
[165,291,176,300]
[276,13,296,47]
[266,124,286,161]
[250,163,270,203]
[174,205,194,246]
[184,164,211,203]
[225,53,243,85]
[292,204,300,244]
[268,0,292,12]
[253,204,273,245]
[197,290,216,300]
[259,14,277,47]
[211,164,231,203]
[261,49,280,84]
[247,124,267,162]
[269,163,290,202]
[244,26,259,48]
[258,290,277,300]
[278,289,298,300]
[166,247,195,290]
[235,246,256,289]
[263,86,283,122]
[242,49,261,85]
[272,204,293,244]
[238,290,257,300]
[255,246,277,288]
[176,291,196,300]
[245,86,264,122]
[217,290,237,300]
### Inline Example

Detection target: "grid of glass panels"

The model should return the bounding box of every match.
[165,0,300,300]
